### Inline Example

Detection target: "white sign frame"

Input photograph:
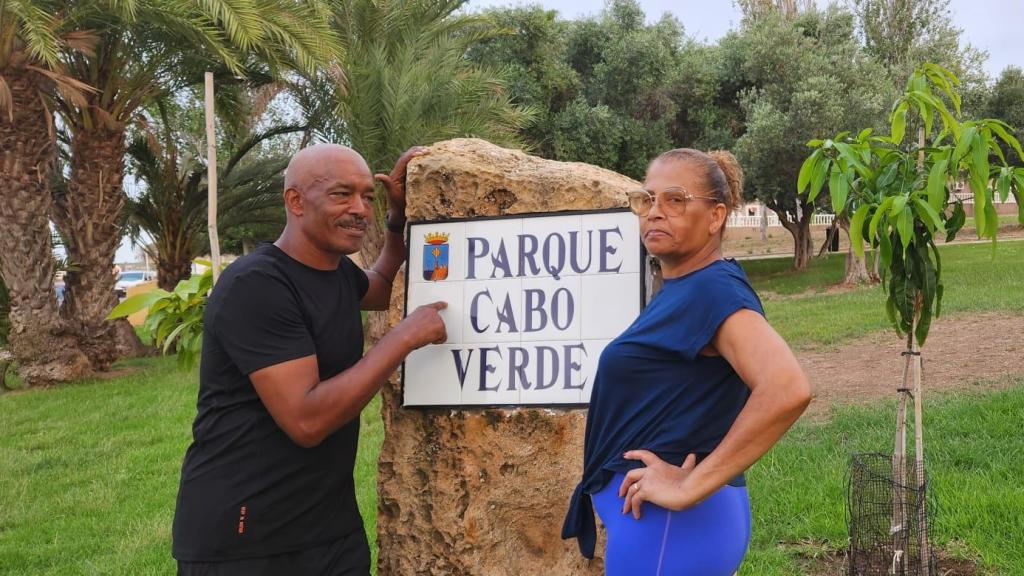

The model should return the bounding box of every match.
[401,208,646,409]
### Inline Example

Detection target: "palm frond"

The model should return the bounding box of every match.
[195,0,265,52]
[25,64,95,107]
[3,0,61,67]
[223,123,304,175]
[61,30,99,57]
[309,0,534,174]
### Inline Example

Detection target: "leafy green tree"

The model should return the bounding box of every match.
[0,0,95,384]
[671,41,744,152]
[850,0,989,115]
[552,2,685,178]
[468,0,736,179]
[735,0,815,21]
[800,63,1023,345]
[987,66,1024,167]
[852,0,969,72]
[730,7,892,269]
[465,6,578,159]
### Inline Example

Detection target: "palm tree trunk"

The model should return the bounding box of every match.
[0,68,93,385]
[58,124,146,368]
[157,256,192,291]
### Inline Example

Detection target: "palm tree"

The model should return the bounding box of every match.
[0,1,94,384]
[125,99,302,290]
[297,0,535,270]
[52,0,341,369]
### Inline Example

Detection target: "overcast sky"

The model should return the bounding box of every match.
[466,0,1022,78]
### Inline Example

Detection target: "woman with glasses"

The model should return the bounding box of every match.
[563,149,811,575]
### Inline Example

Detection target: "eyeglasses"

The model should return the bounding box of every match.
[625,187,721,217]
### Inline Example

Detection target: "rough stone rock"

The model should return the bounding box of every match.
[376,139,640,575]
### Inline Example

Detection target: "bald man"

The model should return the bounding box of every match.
[171,145,446,575]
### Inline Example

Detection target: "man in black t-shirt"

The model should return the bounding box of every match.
[172,144,446,575]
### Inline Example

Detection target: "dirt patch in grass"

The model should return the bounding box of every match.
[797,312,1024,419]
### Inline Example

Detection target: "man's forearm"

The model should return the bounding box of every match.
[371,227,406,283]
[296,328,412,445]
[362,227,407,310]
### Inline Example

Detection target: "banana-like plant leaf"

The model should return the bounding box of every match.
[107,289,172,320]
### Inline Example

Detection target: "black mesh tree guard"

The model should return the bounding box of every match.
[848,453,936,576]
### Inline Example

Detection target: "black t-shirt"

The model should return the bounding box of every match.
[172,243,369,561]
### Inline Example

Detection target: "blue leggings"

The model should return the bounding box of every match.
[592,473,751,576]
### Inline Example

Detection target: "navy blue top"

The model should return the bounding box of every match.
[561,259,764,558]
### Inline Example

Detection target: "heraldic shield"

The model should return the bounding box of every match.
[423,232,450,281]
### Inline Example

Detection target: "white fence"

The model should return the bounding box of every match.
[727,213,835,228]
[952,190,1018,204]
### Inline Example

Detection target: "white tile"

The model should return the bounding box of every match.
[405,281,464,344]
[520,214,583,279]
[403,344,470,407]
[519,276,581,342]
[579,211,642,275]
[462,279,523,344]
[579,339,610,404]
[459,344,521,405]
[580,274,642,339]
[518,340,587,405]
[464,218,523,281]
[408,221,467,284]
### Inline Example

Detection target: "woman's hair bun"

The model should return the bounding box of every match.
[707,150,744,211]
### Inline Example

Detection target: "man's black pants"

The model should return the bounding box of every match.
[177,530,370,576]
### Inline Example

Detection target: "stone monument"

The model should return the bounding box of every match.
[376,138,641,575]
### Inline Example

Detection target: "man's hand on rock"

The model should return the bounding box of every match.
[376,146,428,232]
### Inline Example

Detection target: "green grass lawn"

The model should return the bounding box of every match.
[744,377,1024,575]
[739,240,1024,349]
[0,358,382,575]
[962,214,1021,230]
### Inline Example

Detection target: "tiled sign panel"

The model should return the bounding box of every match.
[403,210,642,408]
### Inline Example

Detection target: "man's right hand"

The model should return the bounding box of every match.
[397,301,448,349]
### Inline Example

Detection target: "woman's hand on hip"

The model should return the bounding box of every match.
[617,451,697,519]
